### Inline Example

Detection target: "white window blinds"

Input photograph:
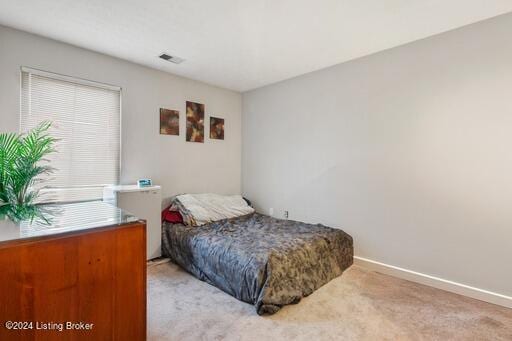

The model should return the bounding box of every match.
[20,68,121,203]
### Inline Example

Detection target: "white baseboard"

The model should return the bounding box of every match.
[354,256,512,309]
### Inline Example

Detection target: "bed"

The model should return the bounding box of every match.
[162,198,353,315]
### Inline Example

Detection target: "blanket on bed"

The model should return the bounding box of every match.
[171,193,255,226]
[162,212,353,315]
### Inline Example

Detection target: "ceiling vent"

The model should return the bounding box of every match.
[159,53,184,64]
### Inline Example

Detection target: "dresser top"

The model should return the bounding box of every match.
[105,185,161,193]
[0,201,141,245]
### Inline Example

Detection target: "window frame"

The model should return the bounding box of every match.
[19,66,123,203]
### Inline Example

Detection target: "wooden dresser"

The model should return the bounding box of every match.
[0,201,147,341]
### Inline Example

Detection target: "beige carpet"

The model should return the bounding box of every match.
[148,261,512,341]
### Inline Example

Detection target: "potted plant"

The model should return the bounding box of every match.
[0,121,56,221]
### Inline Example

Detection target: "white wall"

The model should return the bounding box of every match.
[0,25,242,203]
[243,14,512,297]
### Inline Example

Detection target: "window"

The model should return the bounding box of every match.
[20,67,121,203]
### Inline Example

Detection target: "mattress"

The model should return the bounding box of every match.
[162,212,353,315]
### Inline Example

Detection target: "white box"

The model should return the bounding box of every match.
[103,185,162,260]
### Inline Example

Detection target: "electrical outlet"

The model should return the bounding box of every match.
[269,208,274,216]
[284,211,289,219]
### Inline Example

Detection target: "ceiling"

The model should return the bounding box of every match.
[1,1,511,92]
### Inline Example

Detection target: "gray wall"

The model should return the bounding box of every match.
[0,25,242,203]
[243,14,512,296]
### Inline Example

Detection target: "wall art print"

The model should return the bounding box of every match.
[160,108,180,135]
[209,116,224,140]
[186,101,204,143]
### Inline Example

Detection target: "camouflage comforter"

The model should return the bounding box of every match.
[162,213,353,315]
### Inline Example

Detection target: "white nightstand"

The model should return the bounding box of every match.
[103,185,162,260]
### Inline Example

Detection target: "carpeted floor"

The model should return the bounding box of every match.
[147,261,512,341]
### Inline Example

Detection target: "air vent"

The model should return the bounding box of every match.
[159,53,184,64]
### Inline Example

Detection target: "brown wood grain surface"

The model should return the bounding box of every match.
[0,222,147,341]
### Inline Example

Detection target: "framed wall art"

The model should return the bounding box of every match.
[186,101,204,142]
[209,116,224,140]
[159,108,179,135]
